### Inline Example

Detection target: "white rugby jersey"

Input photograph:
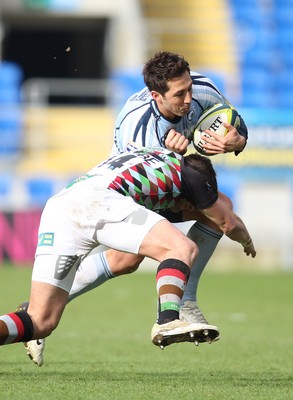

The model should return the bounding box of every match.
[110,72,245,156]
[62,148,217,212]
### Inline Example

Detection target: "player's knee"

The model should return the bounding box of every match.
[117,263,140,275]
[107,250,143,276]
[185,239,199,264]
[113,257,142,276]
[172,237,199,266]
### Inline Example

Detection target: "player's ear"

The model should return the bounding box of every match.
[151,90,162,103]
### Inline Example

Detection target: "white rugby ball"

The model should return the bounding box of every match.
[193,103,240,155]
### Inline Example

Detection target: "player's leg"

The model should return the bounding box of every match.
[96,207,218,349]
[136,216,217,349]
[180,221,222,324]
[0,254,78,350]
[68,247,143,302]
[18,248,144,366]
[179,192,233,336]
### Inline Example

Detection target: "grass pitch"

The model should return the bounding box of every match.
[0,265,292,400]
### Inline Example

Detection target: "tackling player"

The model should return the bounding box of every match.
[0,148,256,356]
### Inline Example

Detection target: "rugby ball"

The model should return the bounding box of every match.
[193,103,240,155]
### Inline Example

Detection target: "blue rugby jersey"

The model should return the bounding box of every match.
[111,72,248,156]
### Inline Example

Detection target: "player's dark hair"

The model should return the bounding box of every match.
[142,51,190,95]
[184,153,218,192]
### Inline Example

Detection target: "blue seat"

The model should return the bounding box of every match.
[275,6,293,25]
[0,106,23,155]
[0,174,11,197]
[216,169,242,210]
[276,0,293,5]
[0,62,23,104]
[282,50,293,67]
[241,87,276,108]
[277,28,293,52]
[276,90,293,108]
[241,67,272,89]
[110,68,145,109]
[0,62,23,86]
[230,0,261,23]
[275,71,293,89]
[241,47,278,70]
[26,177,55,206]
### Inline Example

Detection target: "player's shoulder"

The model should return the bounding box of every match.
[117,87,152,117]
[190,71,221,93]
[125,87,151,106]
[190,71,213,83]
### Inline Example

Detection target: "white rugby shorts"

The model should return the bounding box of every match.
[32,188,164,291]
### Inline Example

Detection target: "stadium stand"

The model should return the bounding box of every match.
[141,0,238,98]
[0,62,23,158]
[228,0,293,108]
[0,0,292,209]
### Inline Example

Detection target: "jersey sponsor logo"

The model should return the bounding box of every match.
[126,141,139,152]
[134,88,150,102]
[205,181,213,192]
[187,108,195,122]
[209,116,223,132]
[66,173,96,189]
[37,232,54,247]
[106,150,169,172]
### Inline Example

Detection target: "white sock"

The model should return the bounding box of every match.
[68,247,114,303]
[181,222,222,304]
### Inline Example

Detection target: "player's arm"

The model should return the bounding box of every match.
[201,116,247,155]
[191,74,248,156]
[200,195,256,258]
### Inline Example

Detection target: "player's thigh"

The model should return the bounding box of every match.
[32,254,82,293]
[139,219,198,266]
[95,207,164,254]
[30,254,82,333]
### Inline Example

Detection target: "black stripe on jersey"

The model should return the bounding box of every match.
[133,107,152,146]
[191,74,222,96]
[114,103,150,153]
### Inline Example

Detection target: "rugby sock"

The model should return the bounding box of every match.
[181,222,222,303]
[156,259,190,324]
[68,249,114,302]
[0,311,34,345]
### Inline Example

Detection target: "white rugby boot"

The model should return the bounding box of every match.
[180,300,220,343]
[151,319,217,350]
[24,339,45,367]
[16,302,45,367]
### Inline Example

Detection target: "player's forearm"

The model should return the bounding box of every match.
[234,134,247,153]
[235,116,248,154]
[221,213,252,246]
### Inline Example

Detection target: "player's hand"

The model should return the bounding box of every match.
[164,129,190,155]
[242,238,256,258]
[201,123,246,155]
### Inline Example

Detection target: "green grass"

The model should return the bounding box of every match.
[0,265,292,400]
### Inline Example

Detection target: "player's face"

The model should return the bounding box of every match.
[152,71,193,120]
